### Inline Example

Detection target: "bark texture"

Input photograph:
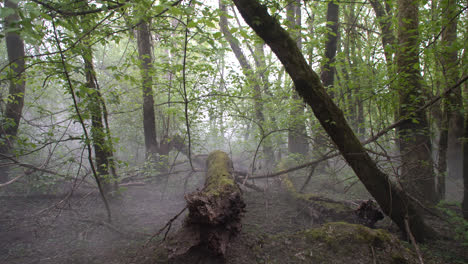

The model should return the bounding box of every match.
[232,0,434,242]
[436,0,462,200]
[320,0,339,93]
[82,46,117,194]
[369,0,395,66]
[442,0,463,181]
[137,20,159,160]
[463,111,468,220]
[167,150,245,258]
[286,0,309,156]
[369,0,398,138]
[0,0,26,183]
[396,0,436,204]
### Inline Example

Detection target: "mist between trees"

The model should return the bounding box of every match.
[0,0,467,263]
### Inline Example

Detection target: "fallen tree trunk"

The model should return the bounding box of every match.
[166,150,245,259]
[276,161,359,225]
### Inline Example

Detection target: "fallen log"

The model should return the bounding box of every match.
[276,160,384,226]
[166,150,245,259]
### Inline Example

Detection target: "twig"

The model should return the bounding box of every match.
[0,173,24,187]
[144,205,188,247]
[299,162,318,193]
[118,182,146,187]
[182,3,194,171]
[370,245,377,264]
[244,129,290,185]
[404,215,425,264]
[249,150,338,180]
[343,179,359,193]
[0,153,69,179]
[405,192,444,219]
[235,177,263,192]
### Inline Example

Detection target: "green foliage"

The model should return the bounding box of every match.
[1,0,466,205]
[437,201,468,246]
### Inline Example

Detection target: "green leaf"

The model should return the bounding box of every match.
[0,7,15,18]
[187,21,197,28]
[213,32,222,39]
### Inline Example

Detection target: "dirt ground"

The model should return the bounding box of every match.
[1,169,467,264]
[0,173,195,264]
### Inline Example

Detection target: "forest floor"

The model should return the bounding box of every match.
[1,168,467,264]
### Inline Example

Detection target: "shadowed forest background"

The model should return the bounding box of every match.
[0,0,467,263]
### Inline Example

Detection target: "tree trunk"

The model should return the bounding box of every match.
[437,113,448,200]
[82,47,116,194]
[463,109,468,220]
[219,1,273,167]
[137,20,159,160]
[0,0,26,183]
[277,160,356,223]
[437,0,462,200]
[253,41,276,167]
[342,3,364,137]
[320,0,339,94]
[442,0,463,181]
[369,0,396,66]
[286,0,309,156]
[396,0,436,205]
[232,0,434,242]
[167,151,245,259]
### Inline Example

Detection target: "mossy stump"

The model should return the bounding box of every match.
[167,150,245,260]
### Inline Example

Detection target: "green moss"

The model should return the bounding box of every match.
[391,253,408,264]
[304,222,394,249]
[277,165,350,214]
[303,194,350,213]
[204,150,236,196]
[318,201,349,212]
[253,221,416,264]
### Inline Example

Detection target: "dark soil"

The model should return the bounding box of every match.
[0,180,190,264]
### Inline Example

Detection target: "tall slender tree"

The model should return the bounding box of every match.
[82,45,117,194]
[462,29,468,220]
[0,0,26,183]
[219,0,274,167]
[463,104,468,219]
[286,0,309,156]
[441,0,463,182]
[137,19,159,161]
[341,3,365,136]
[369,0,396,67]
[396,0,436,204]
[77,6,118,194]
[436,0,462,199]
[320,0,339,96]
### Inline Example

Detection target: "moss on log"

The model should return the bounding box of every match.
[204,150,236,196]
[166,150,245,259]
[276,160,357,223]
[256,222,418,264]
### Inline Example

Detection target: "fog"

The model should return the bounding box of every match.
[1,130,466,263]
